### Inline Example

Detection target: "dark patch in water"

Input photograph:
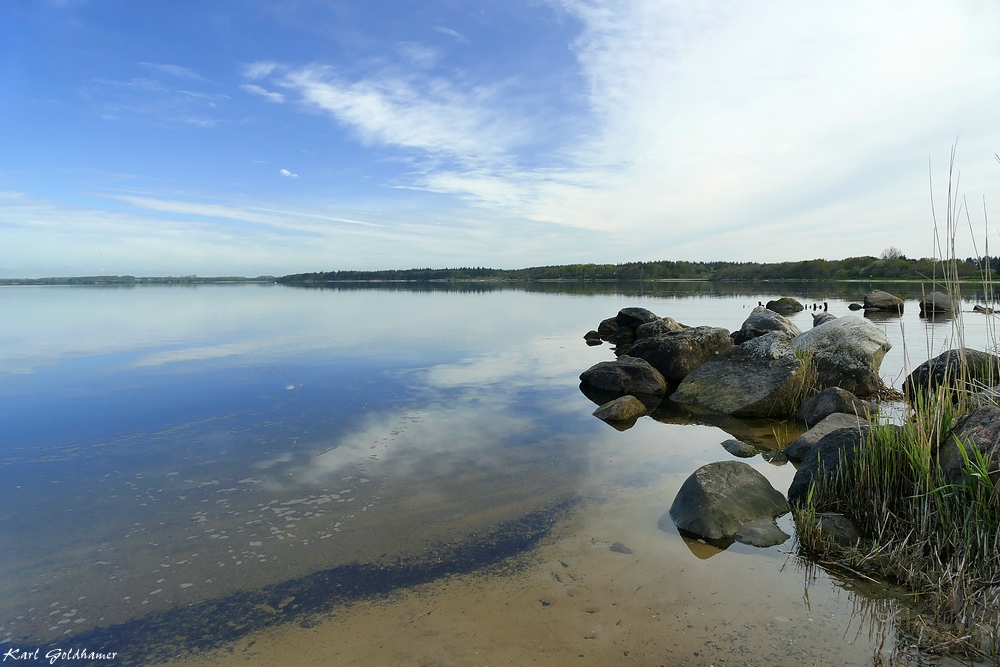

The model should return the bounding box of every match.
[25,499,575,667]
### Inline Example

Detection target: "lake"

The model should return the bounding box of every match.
[0,281,993,666]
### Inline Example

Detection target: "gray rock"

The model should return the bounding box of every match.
[939,405,1000,485]
[919,291,955,317]
[626,326,733,384]
[721,438,758,458]
[636,317,684,339]
[765,297,804,315]
[580,356,668,395]
[793,317,891,397]
[616,307,660,329]
[669,461,789,541]
[814,513,863,547]
[597,317,622,340]
[593,395,647,423]
[670,332,808,418]
[903,348,1000,401]
[973,304,998,314]
[787,427,868,505]
[732,517,791,548]
[731,306,802,345]
[812,312,836,327]
[796,386,874,426]
[783,413,869,463]
[863,290,904,314]
[584,330,601,341]
[848,303,864,311]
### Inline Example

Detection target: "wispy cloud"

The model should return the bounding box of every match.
[139,62,207,81]
[433,26,469,45]
[240,84,285,103]
[279,168,298,179]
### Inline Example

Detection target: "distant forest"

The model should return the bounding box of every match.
[279,254,1000,284]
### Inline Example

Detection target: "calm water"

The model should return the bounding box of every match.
[0,282,994,664]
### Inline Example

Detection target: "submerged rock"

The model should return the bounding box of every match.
[721,438,758,458]
[579,356,667,395]
[863,289,904,314]
[732,516,790,548]
[919,291,955,317]
[593,395,647,423]
[765,297,804,315]
[731,306,802,345]
[669,460,789,542]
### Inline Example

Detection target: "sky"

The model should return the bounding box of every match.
[2,0,1000,277]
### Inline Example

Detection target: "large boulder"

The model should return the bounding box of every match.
[625,326,733,384]
[668,460,790,544]
[670,332,809,418]
[597,317,622,340]
[731,306,802,345]
[919,291,955,317]
[579,356,668,395]
[902,348,1000,401]
[616,307,660,330]
[863,290,904,314]
[939,405,1000,485]
[796,386,874,426]
[636,317,685,339]
[793,317,891,397]
[787,427,869,505]
[783,413,870,462]
[766,297,804,315]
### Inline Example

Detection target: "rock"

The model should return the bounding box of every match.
[793,317,891,397]
[586,338,603,347]
[593,395,647,423]
[670,332,809,418]
[616,307,660,330]
[902,348,1000,400]
[787,427,868,505]
[626,326,733,384]
[812,312,836,327]
[939,405,1000,485]
[863,290,904,314]
[765,297,805,315]
[796,386,874,426]
[731,306,802,345]
[597,317,622,340]
[973,304,997,314]
[668,460,790,541]
[783,413,869,463]
[721,438,758,458]
[848,303,864,311]
[584,330,601,341]
[732,517,790,548]
[636,317,684,339]
[813,513,863,547]
[919,291,955,317]
[579,356,668,395]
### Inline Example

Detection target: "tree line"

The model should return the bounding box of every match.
[278,255,1000,284]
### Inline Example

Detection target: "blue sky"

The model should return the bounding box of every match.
[2,0,1000,277]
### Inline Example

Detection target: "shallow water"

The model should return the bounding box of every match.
[0,282,993,665]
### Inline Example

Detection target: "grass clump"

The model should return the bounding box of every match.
[796,374,1000,661]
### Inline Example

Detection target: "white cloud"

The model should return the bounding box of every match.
[240,84,285,103]
[243,61,280,80]
[279,168,298,178]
